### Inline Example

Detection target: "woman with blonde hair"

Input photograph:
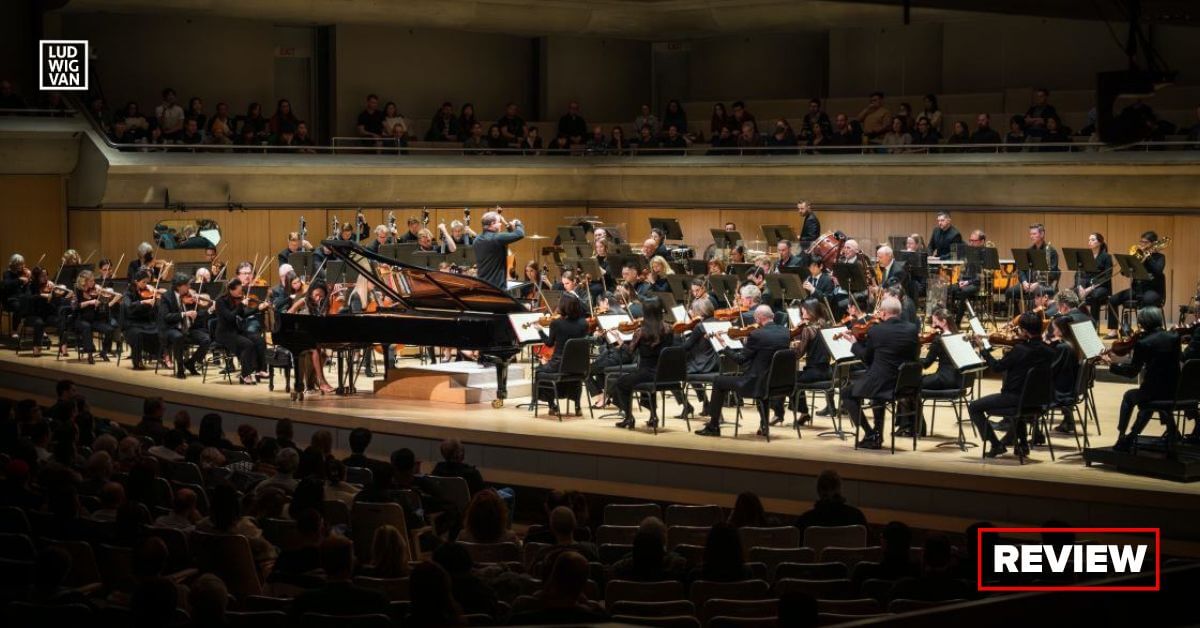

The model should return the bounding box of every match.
[648,255,674,292]
[366,524,412,578]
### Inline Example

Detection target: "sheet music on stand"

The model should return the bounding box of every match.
[671,304,688,325]
[704,321,743,351]
[940,333,984,370]
[967,316,991,350]
[508,312,546,344]
[819,327,856,362]
[787,307,802,327]
[597,313,634,343]
[1070,321,1106,360]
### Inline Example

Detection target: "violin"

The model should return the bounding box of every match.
[138,286,165,301]
[182,290,213,308]
[586,317,599,333]
[714,305,747,321]
[672,316,702,334]
[1108,330,1144,357]
[618,318,644,334]
[727,324,759,339]
[789,322,811,339]
[523,314,559,329]
[919,330,940,345]
[836,318,879,342]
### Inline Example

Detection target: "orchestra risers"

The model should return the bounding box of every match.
[373,361,530,404]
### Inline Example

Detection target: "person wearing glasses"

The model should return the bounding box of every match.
[1106,231,1166,339]
[946,230,986,328]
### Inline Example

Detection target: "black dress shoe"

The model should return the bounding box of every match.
[815,407,834,417]
[857,436,882,450]
[676,405,694,420]
[796,414,813,426]
[185,361,201,376]
[615,418,635,429]
[695,426,721,437]
[646,417,659,429]
[131,363,146,371]
[1053,422,1075,435]
[1031,433,1046,446]
[985,443,1008,458]
[895,427,914,438]
[770,415,784,426]
[756,427,770,438]
[1112,436,1133,453]
[174,372,186,380]
[87,354,95,365]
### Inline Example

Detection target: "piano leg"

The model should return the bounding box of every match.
[480,353,513,409]
[289,349,305,401]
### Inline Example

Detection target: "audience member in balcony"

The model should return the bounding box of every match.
[806,122,829,154]
[0,80,26,109]
[801,98,831,142]
[240,102,270,143]
[389,121,410,155]
[530,506,600,577]
[585,125,608,154]
[635,124,659,154]
[706,125,735,155]
[511,551,606,625]
[184,96,206,133]
[118,101,154,142]
[407,561,467,627]
[920,94,943,134]
[896,101,913,128]
[736,120,765,153]
[910,116,941,151]
[695,522,752,582]
[485,124,509,153]
[663,99,688,135]
[379,101,406,137]
[208,102,233,137]
[946,120,970,148]
[731,100,755,129]
[710,102,733,135]
[889,534,973,602]
[828,113,861,147]
[1004,115,1027,152]
[355,93,385,143]
[433,542,501,617]
[458,102,479,137]
[460,488,518,543]
[177,118,203,146]
[462,121,487,154]
[969,113,1001,151]
[291,534,388,619]
[1039,115,1071,152]
[266,99,299,138]
[558,100,587,144]
[766,119,799,155]
[794,469,867,534]
[635,103,660,138]
[154,487,200,531]
[728,491,775,528]
[1024,87,1058,136]
[662,124,688,154]
[497,102,526,142]
[91,96,114,128]
[519,125,544,155]
[294,121,316,152]
[205,118,232,146]
[426,101,460,142]
[155,88,185,141]
[881,116,912,153]
[857,91,892,140]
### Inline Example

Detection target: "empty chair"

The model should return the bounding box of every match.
[227,610,291,628]
[667,525,711,549]
[817,598,884,615]
[820,545,883,568]
[689,579,771,607]
[612,615,701,628]
[665,504,723,527]
[424,475,472,514]
[739,526,801,551]
[299,613,393,628]
[459,541,521,565]
[774,561,849,581]
[605,579,686,608]
[353,576,411,601]
[192,530,263,598]
[803,525,867,554]
[775,578,854,600]
[748,547,817,580]
[701,597,779,624]
[596,525,639,545]
[611,600,697,618]
[604,503,663,526]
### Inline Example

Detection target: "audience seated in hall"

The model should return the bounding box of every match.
[611,516,689,582]
[794,469,868,534]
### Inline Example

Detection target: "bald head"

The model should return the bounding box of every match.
[642,239,657,257]
[879,296,902,317]
[844,239,861,255]
[876,246,893,265]
[754,305,774,325]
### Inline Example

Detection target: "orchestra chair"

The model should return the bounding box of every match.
[201,317,237,384]
[988,365,1055,464]
[1138,359,1200,456]
[924,372,979,451]
[631,346,688,434]
[852,362,924,453]
[687,352,742,425]
[532,337,592,420]
[734,350,797,442]
[817,362,857,440]
[792,366,836,436]
[1045,360,1094,453]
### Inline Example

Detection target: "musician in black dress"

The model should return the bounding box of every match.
[787,299,832,425]
[73,270,115,363]
[518,261,552,302]
[612,297,674,430]
[696,305,792,438]
[928,211,963,260]
[1073,233,1112,327]
[124,270,161,369]
[288,281,335,394]
[1108,306,1180,451]
[901,309,960,437]
[968,312,1056,458]
[3,254,30,331]
[1107,231,1166,338]
[534,295,590,416]
[217,278,269,385]
[23,267,66,357]
[584,291,637,408]
[797,201,820,249]
[841,297,920,449]
[671,297,719,420]
[160,274,213,379]
[555,270,591,315]
[1046,315,1081,435]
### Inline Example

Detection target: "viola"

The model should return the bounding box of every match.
[618,318,643,334]
[138,286,165,301]
[837,318,879,341]
[1108,330,1144,357]
[672,316,702,334]
[789,322,810,339]
[728,324,759,339]
[714,306,747,321]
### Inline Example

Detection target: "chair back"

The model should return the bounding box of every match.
[1175,359,1200,404]
[323,499,351,528]
[353,575,411,601]
[599,543,632,564]
[603,503,663,526]
[596,524,639,545]
[738,525,800,551]
[820,545,883,568]
[425,475,471,514]
[299,613,393,628]
[654,346,688,385]
[0,532,36,561]
[459,541,521,565]
[522,541,552,571]
[895,361,925,397]
[0,507,31,534]
[802,524,867,554]
[701,597,779,623]
[227,610,291,628]
[560,337,591,376]
[51,539,102,588]
[604,579,686,608]
[191,530,263,598]
[351,501,409,563]
[167,460,205,485]
[345,465,373,486]
[747,546,817,580]
[688,579,771,607]
[765,350,798,397]
[261,517,301,552]
[817,598,884,615]
[145,525,192,572]
[664,504,722,527]
[611,599,696,618]
[1018,365,1055,413]
[673,543,705,567]
[775,577,854,599]
[775,561,849,580]
[888,598,966,613]
[611,615,700,628]
[667,525,711,549]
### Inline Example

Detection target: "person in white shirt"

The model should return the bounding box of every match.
[255,447,299,495]
[156,88,185,140]
[154,487,200,531]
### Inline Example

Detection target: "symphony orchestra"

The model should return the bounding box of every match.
[3,202,1197,460]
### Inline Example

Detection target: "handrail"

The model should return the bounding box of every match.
[0,107,78,115]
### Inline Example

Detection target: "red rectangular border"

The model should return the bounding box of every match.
[976,527,1160,592]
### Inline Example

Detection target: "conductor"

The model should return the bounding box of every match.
[473,209,524,290]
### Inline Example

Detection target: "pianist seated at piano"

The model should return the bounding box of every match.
[287,280,335,395]
[535,295,590,416]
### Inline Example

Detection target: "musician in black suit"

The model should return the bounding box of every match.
[473,211,524,290]
[124,270,160,370]
[967,312,1056,458]
[365,224,394,253]
[787,299,833,425]
[534,295,590,416]
[672,297,720,420]
[159,273,212,379]
[887,285,919,326]
[278,232,309,266]
[770,240,804,274]
[696,305,793,438]
[928,211,963,260]
[874,246,908,296]
[217,278,269,385]
[1007,223,1060,307]
[946,230,986,327]
[797,201,820,249]
[1073,232,1112,327]
[802,256,836,303]
[612,297,674,430]
[1107,231,1166,339]
[840,297,920,449]
[1050,290,1091,326]
[1108,306,1181,451]
[689,278,722,311]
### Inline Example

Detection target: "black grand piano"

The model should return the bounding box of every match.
[273,240,526,405]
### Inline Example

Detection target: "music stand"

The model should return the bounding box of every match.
[728,263,753,280]
[649,218,683,241]
[833,262,867,294]
[607,254,646,275]
[887,235,908,252]
[541,289,564,312]
[557,226,587,243]
[445,245,476,267]
[651,291,679,321]
[287,252,316,279]
[392,243,419,264]
[760,225,797,247]
[574,258,604,283]
[560,243,591,260]
[895,251,925,277]
[707,274,740,307]
[710,229,741,250]
[1113,254,1150,282]
[609,243,633,256]
[324,260,358,284]
[688,259,708,275]
[764,273,808,304]
[666,274,694,302]
[193,280,226,300]
[377,244,402,261]
[1062,248,1098,274]
[411,251,445,269]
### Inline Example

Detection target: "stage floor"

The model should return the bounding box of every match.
[2,350,1197,552]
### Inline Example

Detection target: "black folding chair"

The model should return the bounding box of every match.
[1140,359,1200,456]
[533,337,592,420]
[925,372,979,451]
[734,350,797,442]
[987,365,1054,464]
[632,346,688,434]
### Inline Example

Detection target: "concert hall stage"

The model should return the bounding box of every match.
[2,352,1197,556]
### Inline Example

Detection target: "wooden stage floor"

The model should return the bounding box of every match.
[2,350,1197,552]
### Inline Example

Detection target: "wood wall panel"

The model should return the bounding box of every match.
[0,176,66,270]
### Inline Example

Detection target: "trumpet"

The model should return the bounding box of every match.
[1129,236,1170,261]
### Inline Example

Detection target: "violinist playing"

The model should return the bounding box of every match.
[217,277,270,385]
[555,270,590,315]
[3,253,31,331]
[1046,315,1082,436]
[584,290,637,409]
[695,304,790,438]
[204,245,228,280]
[787,299,833,427]
[902,308,959,437]
[287,280,335,395]
[24,267,67,357]
[967,312,1055,458]
[124,269,162,369]
[533,294,590,417]
[1106,306,1180,452]
[802,255,835,304]
[160,273,213,379]
[612,297,674,431]
[130,241,164,280]
[839,297,919,450]
[233,261,267,333]
[670,297,720,421]
[73,269,116,363]
[689,277,722,311]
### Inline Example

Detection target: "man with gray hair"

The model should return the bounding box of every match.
[697,304,792,438]
[472,208,523,289]
[840,296,919,449]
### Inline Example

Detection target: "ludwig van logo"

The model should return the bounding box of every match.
[978,527,1160,592]
[39,40,89,91]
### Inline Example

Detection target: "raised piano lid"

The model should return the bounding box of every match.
[322,239,525,315]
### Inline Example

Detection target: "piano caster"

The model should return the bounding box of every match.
[492,399,504,409]
[291,390,305,401]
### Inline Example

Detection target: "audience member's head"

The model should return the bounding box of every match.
[310,430,333,456]
[172,487,199,521]
[728,491,768,528]
[198,413,225,446]
[391,448,418,478]
[189,573,229,625]
[702,522,745,577]
[209,483,241,531]
[549,506,578,545]
[276,447,299,477]
[464,489,509,543]
[543,550,590,605]
[99,481,126,511]
[370,524,412,577]
[276,418,294,444]
[440,438,466,463]
[349,427,372,454]
[882,521,913,562]
[143,396,164,420]
[408,561,464,626]
[816,469,845,501]
[319,534,356,580]
[922,534,954,575]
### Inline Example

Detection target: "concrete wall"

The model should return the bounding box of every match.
[686,33,828,101]
[334,25,533,137]
[541,35,651,125]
